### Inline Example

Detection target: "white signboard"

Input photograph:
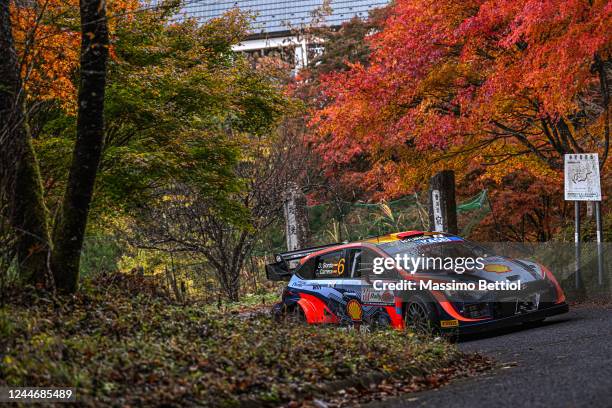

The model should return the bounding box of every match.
[564,154,601,201]
[431,189,444,232]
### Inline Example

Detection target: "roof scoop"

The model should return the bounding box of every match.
[396,231,425,239]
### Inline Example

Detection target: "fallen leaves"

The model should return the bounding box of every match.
[0,273,492,406]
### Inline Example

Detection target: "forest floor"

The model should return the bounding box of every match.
[0,272,492,407]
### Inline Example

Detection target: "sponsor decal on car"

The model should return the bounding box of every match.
[483,264,511,273]
[440,319,459,328]
[361,288,395,304]
[346,299,363,321]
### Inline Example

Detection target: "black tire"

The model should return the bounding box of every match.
[287,303,307,323]
[403,294,439,334]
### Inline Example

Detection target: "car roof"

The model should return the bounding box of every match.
[299,230,458,264]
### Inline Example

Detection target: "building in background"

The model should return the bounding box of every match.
[178,0,388,73]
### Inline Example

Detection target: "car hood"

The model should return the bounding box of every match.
[463,256,542,283]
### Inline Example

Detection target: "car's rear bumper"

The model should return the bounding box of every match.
[450,302,569,334]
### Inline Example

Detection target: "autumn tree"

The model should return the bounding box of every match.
[45,0,109,292]
[1,0,141,290]
[309,0,611,239]
[1,0,293,297]
[2,0,115,291]
[113,10,293,301]
[132,132,295,301]
[0,0,52,285]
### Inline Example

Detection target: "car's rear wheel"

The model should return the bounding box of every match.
[287,303,307,323]
[404,295,439,334]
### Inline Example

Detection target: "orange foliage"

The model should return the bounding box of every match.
[309,0,611,199]
[11,0,139,113]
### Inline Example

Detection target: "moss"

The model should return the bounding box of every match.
[13,134,52,286]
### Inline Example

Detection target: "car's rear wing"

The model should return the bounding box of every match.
[265,242,343,281]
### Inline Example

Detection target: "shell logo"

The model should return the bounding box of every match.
[483,264,511,274]
[346,299,363,321]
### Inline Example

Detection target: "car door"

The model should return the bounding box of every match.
[338,247,363,298]
[339,247,396,324]
[311,249,348,318]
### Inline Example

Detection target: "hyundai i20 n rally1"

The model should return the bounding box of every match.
[267,231,568,334]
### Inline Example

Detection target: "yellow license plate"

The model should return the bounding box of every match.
[440,319,459,328]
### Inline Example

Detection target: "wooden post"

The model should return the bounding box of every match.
[283,182,310,251]
[428,170,458,234]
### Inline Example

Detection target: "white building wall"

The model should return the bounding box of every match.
[232,36,309,74]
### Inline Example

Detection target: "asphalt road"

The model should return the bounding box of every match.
[368,305,612,408]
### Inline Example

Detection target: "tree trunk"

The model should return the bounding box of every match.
[51,0,109,292]
[213,262,241,302]
[283,182,310,250]
[223,269,240,303]
[0,0,51,285]
[12,139,52,285]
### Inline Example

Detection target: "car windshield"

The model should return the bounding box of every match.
[378,237,487,272]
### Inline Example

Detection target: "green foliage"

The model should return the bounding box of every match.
[34,6,291,228]
[0,309,14,339]
[79,234,124,278]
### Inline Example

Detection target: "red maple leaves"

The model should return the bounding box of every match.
[308,0,610,200]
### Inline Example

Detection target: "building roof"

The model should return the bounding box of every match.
[178,0,388,36]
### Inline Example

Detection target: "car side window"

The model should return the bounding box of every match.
[358,248,378,280]
[363,248,398,279]
[295,257,316,280]
[346,249,362,278]
[359,248,395,280]
[314,250,346,279]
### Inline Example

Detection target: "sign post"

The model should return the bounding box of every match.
[431,189,444,232]
[283,182,310,251]
[564,154,603,288]
[428,170,458,234]
[595,201,604,285]
[574,202,581,289]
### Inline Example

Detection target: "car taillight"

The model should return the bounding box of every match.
[540,265,566,304]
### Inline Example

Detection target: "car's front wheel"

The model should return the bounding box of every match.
[403,294,439,334]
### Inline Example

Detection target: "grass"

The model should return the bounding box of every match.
[0,272,491,407]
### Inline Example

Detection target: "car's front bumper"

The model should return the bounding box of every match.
[448,302,569,335]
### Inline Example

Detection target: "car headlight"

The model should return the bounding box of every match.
[518,260,545,278]
[532,264,545,278]
[444,289,489,302]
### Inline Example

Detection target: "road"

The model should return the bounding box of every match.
[368,305,612,408]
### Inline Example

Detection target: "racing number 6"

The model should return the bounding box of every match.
[337,258,345,275]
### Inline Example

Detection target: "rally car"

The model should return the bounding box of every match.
[267,231,568,334]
